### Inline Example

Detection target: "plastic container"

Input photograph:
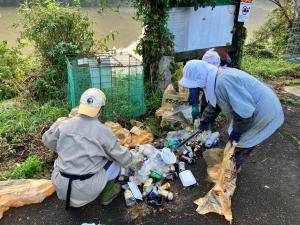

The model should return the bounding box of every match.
[179,170,197,187]
[160,148,176,165]
[205,132,220,148]
[166,130,190,141]
[124,189,136,207]
[150,171,162,180]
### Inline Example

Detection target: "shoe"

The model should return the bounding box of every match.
[99,181,121,205]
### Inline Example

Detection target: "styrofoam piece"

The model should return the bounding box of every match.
[160,148,176,165]
[179,170,197,187]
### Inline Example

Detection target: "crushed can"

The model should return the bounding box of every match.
[178,161,186,172]
[160,182,171,190]
[163,172,178,181]
[180,155,195,164]
[147,190,163,207]
[158,189,174,201]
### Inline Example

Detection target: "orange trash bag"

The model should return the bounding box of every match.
[0,179,55,219]
[194,142,237,224]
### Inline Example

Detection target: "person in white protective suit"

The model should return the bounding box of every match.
[42,88,133,209]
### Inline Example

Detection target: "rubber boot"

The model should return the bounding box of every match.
[99,180,121,205]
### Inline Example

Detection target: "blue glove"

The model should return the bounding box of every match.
[229,131,241,143]
[192,104,200,120]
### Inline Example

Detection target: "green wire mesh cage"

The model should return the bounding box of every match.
[66,52,146,121]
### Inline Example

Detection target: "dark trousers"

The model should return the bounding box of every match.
[234,147,255,167]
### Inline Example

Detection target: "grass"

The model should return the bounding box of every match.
[286,79,300,86]
[241,55,300,81]
[0,97,68,179]
[3,155,43,179]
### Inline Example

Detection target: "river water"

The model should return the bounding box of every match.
[0,1,275,54]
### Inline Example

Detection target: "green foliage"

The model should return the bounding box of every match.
[4,156,43,179]
[251,8,292,55]
[241,54,300,81]
[243,43,276,59]
[0,41,29,100]
[18,0,96,100]
[144,81,163,116]
[0,98,68,160]
[143,116,161,137]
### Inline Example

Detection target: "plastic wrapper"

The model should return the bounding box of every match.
[166,130,190,141]
[0,179,55,219]
[194,142,237,224]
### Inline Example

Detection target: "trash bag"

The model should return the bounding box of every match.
[160,105,193,129]
[194,142,237,224]
[104,121,153,148]
[0,179,55,219]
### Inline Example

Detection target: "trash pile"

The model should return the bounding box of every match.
[120,129,220,208]
[105,120,153,148]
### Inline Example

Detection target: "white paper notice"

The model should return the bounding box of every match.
[168,8,190,52]
[167,5,235,53]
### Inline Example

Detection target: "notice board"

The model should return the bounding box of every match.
[167,5,236,53]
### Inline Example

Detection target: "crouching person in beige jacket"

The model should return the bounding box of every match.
[42,88,133,209]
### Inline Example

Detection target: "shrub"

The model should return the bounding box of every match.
[18,0,96,100]
[4,156,43,179]
[0,41,27,100]
[144,81,163,116]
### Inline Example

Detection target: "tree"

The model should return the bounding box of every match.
[251,0,298,54]
[267,0,298,28]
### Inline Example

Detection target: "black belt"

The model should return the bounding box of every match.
[103,160,113,171]
[60,172,95,210]
[59,160,113,210]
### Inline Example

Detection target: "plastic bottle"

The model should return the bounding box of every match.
[124,189,136,207]
[205,132,220,148]
[118,167,126,182]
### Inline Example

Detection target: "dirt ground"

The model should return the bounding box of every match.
[1,103,300,225]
